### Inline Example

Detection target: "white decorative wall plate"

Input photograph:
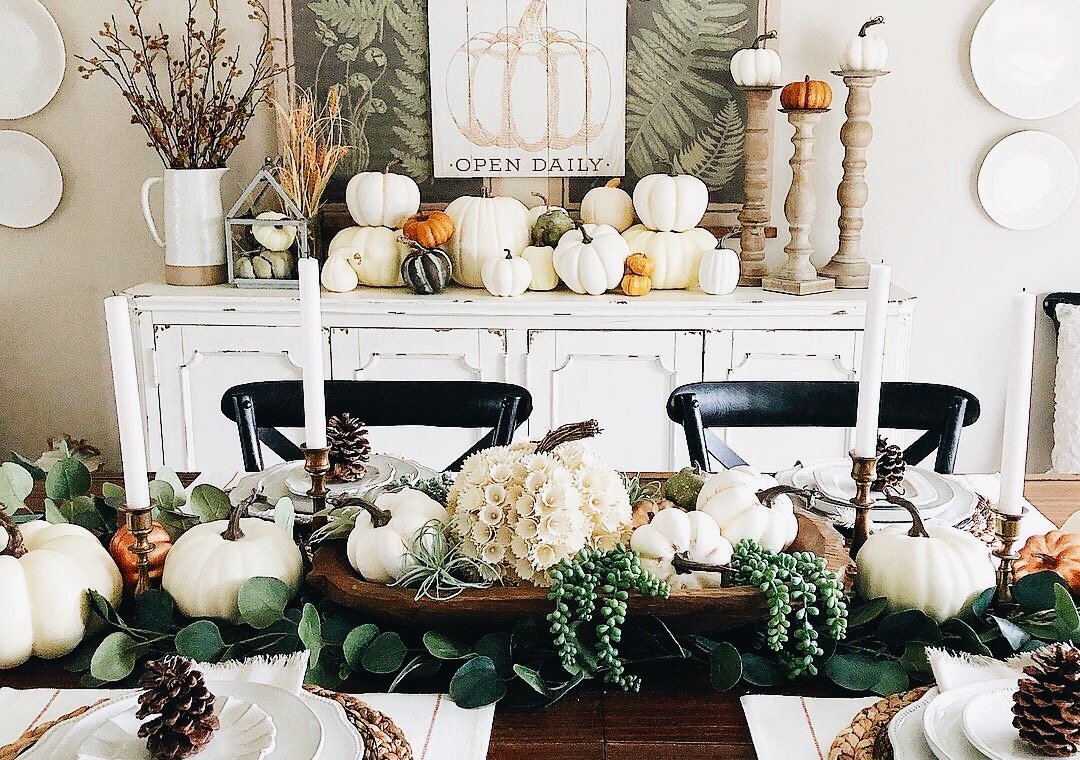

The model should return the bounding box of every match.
[971,0,1080,120]
[0,0,65,119]
[978,131,1077,230]
[0,129,62,228]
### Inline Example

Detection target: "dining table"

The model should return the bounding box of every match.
[2,472,1076,760]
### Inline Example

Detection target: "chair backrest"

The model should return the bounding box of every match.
[666,381,980,473]
[1044,292,1080,330]
[221,380,533,472]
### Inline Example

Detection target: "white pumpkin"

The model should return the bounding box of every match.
[345,163,421,228]
[1063,510,1080,533]
[252,211,297,252]
[553,224,629,295]
[839,17,888,72]
[162,504,303,624]
[697,467,799,552]
[0,520,123,668]
[482,250,532,297]
[856,506,994,622]
[730,32,782,87]
[621,225,718,289]
[580,178,635,232]
[631,508,733,589]
[321,249,360,293]
[444,194,531,287]
[633,173,709,233]
[346,489,449,583]
[521,245,558,291]
[328,226,408,287]
[699,232,740,295]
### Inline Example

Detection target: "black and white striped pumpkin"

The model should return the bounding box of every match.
[400,243,453,295]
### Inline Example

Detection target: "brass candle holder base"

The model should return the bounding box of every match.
[848,451,879,559]
[304,446,331,530]
[991,506,1027,610]
[123,503,157,596]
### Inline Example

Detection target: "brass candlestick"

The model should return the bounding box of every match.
[848,451,879,559]
[123,503,157,596]
[304,445,331,530]
[991,506,1027,609]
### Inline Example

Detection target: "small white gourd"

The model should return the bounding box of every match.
[631,508,733,590]
[345,162,421,228]
[730,31,782,87]
[260,249,294,279]
[839,17,888,72]
[482,250,532,297]
[698,230,741,295]
[521,245,559,290]
[580,178,635,232]
[252,211,297,252]
[633,173,709,233]
[251,254,273,280]
[321,250,360,293]
[346,489,449,583]
[553,224,629,295]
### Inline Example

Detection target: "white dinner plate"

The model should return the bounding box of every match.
[0,130,62,228]
[978,131,1077,231]
[888,687,938,760]
[963,688,1079,760]
[0,0,65,118]
[923,678,1018,760]
[971,0,1080,119]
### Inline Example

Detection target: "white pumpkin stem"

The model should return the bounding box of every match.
[604,178,622,189]
[221,490,262,541]
[720,227,741,248]
[859,16,885,36]
[535,420,601,454]
[531,192,550,210]
[576,223,594,245]
[516,0,545,41]
[0,512,26,558]
[671,551,730,579]
[333,496,393,528]
[756,484,808,509]
[503,249,513,260]
[384,159,401,175]
[751,30,777,49]
[883,493,930,538]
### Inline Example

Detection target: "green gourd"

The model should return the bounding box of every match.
[529,193,576,247]
[400,241,453,295]
[662,467,707,508]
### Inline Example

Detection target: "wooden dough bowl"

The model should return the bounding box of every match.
[307,509,851,635]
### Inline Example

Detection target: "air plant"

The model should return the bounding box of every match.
[391,521,503,601]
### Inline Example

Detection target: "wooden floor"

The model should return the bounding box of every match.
[2,477,1076,759]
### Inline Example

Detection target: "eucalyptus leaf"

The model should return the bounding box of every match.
[990,616,1031,651]
[188,485,232,522]
[90,632,138,682]
[275,497,295,536]
[869,661,910,696]
[0,461,33,514]
[877,610,942,647]
[971,587,996,618]
[362,632,407,674]
[449,656,506,708]
[343,624,379,670]
[88,589,128,629]
[305,659,344,689]
[135,589,175,631]
[825,653,886,692]
[149,480,178,511]
[899,642,932,676]
[102,482,126,509]
[848,597,889,628]
[1054,583,1080,637]
[45,457,91,501]
[8,452,46,480]
[708,642,742,691]
[153,469,186,507]
[423,631,471,660]
[941,618,992,656]
[512,664,552,697]
[475,631,512,678]
[175,620,225,661]
[740,652,784,686]
[237,577,292,629]
[298,604,323,666]
[321,612,354,646]
[44,498,64,524]
[1014,571,1067,613]
[511,618,539,654]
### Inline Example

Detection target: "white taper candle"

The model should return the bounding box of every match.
[998,292,1036,515]
[104,296,151,509]
[854,264,892,458]
[299,258,327,449]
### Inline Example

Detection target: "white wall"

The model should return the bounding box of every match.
[1,0,1072,473]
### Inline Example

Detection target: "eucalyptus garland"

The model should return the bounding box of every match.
[547,545,670,691]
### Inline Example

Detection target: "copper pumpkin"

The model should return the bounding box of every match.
[402,210,455,249]
[109,521,173,593]
[780,75,833,111]
[1015,530,1080,592]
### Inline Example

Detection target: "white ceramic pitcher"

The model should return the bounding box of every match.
[141,168,228,285]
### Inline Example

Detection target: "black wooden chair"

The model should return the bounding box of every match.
[1044,292,1080,330]
[667,381,980,473]
[221,380,532,472]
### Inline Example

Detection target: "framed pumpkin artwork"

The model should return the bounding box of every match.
[269,0,776,224]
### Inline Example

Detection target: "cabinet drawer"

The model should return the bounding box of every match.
[728,330,858,380]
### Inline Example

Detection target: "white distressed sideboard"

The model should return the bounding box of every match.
[123,283,916,474]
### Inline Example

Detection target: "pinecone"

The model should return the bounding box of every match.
[327,413,371,482]
[136,656,219,760]
[873,436,906,493]
[1012,644,1080,757]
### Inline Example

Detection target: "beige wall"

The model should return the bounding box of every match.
[2,0,1074,474]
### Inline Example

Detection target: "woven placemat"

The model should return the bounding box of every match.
[0,699,109,760]
[828,686,931,760]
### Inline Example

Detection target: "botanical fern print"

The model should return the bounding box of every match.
[672,100,745,192]
[385,0,431,183]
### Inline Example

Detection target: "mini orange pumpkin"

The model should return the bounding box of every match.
[780,75,833,110]
[625,252,655,278]
[402,210,455,249]
[108,520,173,593]
[1015,530,1080,592]
[621,253,654,296]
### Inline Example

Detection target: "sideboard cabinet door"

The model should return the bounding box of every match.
[154,325,327,471]
[526,331,703,472]
[329,328,508,471]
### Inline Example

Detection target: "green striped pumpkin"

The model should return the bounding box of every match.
[401,244,453,295]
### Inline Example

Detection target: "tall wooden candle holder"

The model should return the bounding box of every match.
[763,109,835,296]
[818,70,888,288]
[736,86,780,286]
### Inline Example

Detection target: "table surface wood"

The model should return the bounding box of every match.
[3,475,1077,759]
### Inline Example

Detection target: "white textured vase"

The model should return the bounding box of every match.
[141,167,228,285]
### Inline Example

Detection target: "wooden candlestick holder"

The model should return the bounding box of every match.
[736,86,780,286]
[763,109,835,296]
[991,506,1026,610]
[304,446,331,530]
[123,503,156,596]
[818,70,888,288]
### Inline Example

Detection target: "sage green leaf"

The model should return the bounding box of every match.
[188,485,232,523]
[274,497,295,536]
[90,632,138,682]
[512,664,552,697]
[941,618,992,656]
[869,661,910,696]
[101,482,126,509]
[511,618,539,654]
[825,653,884,692]
[134,589,175,631]
[8,452,46,480]
[321,612,354,646]
[64,495,107,534]
[0,461,33,514]
[1014,571,1067,613]
[45,457,91,501]
[149,480,177,511]
[44,498,64,523]
[175,620,224,661]
[475,631,512,678]
[899,642,932,676]
[362,632,407,674]
[156,508,200,540]
[449,656,506,708]
[237,577,292,629]
[343,624,379,669]
[1054,583,1080,636]
[739,653,784,686]
[671,100,744,191]
[154,468,186,506]
[709,642,743,690]
[88,589,127,628]
[306,659,344,689]
[298,604,323,666]
[970,587,996,618]
[423,631,470,660]
[848,597,889,628]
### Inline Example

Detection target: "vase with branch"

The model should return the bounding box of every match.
[77,0,286,285]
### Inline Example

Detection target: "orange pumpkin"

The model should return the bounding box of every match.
[624,252,655,278]
[1015,530,1080,592]
[780,75,833,110]
[108,521,173,593]
[402,210,455,249]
